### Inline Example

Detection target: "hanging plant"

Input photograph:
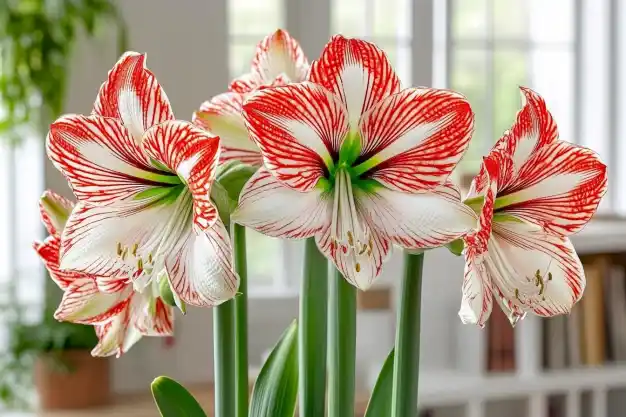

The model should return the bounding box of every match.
[0,0,127,140]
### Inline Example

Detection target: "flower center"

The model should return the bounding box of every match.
[114,189,193,292]
[330,168,373,270]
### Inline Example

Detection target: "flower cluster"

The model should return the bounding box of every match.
[35,29,608,356]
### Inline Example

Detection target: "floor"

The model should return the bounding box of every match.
[7,385,369,417]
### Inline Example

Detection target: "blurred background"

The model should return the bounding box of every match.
[1,0,625,416]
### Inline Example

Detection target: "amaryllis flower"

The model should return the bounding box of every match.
[232,35,477,289]
[459,88,607,327]
[46,52,239,307]
[193,29,309,166]
[33,191,173,357]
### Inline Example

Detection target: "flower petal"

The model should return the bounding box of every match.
[60,193,191,277]
[316,222,391,290]
[498,141,607,236]
[242,82,348,191]
[134,297,175,336]
[486,218,585,318]
[54,278,133,324]
[309,35,400,127]
[47,114,178,206]
[230,73,263,94]
[250,29,309,87]
[357,88,474,192]
[93,52,174,141]
[356,182,477,250]
[166,217,239,307]
[39,190,74,236]
[142,120,220,230]
[92,309,141,358]
[232,167,331,239]
[193,93,262,166]
[459,259,494,327]
[33,236,81,290]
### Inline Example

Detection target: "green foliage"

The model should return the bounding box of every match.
[249,320,298,417]
[151,376,207,417]
[364,349,395,417]
[0,0,127,141]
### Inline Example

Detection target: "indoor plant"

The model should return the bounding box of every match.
[38,28,608,417]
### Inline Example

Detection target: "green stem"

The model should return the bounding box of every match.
[391,251,424,417]
[234,224,248,417]
[328,268,357,417]
[213,299,236,417]
[299,238,328,417]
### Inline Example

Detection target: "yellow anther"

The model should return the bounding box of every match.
[132,243,138,257]
[121,248,128,261]
[355,263,361,273]
[548,272,553,281]
[148,253,153,264]
[137,258,144,271]
[515,288,521,301]
[116,242,122,256]
[347,231,354,246]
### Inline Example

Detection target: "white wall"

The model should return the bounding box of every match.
[45,0,469,395]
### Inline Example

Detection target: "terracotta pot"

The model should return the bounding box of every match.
[34,350,110,410]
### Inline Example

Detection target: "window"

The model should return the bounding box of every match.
[440,0,575,177]
[331,0,412,85]
[228,0,292,291]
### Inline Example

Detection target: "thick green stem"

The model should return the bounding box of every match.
[213,299,236,417]
[299,238,328,417]
[328,268,357,417]
[233,224,248,417]
[391,252,424,417]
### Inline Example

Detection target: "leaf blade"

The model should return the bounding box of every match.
[151,376,207,417]
[249,320,298,417]
[364,349,395,417]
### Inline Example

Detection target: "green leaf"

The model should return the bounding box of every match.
[249,320,298,417]
[444,238,464,256]
[216,160,257,202]
[151,376,207,417]
[364,349,395,417]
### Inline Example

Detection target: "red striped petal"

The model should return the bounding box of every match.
[134,297,175,336]
[193,93,262,166]
[232,167,331,239]
[39,190,74,236]
[47,114,175,205]
[92,307,139,358]
[359,88,474,192]
[356,182,477,250]
[316,223,391,290]
[242,82,348,191]
[230,29,309,93]
[33,235,80,290]
[487,219,585,318]
[309,35,400,127]
[54,278,133,324]
[166,218,239,307]
[142,120,220,230]
[93,52,174,141]
[459,259,494,327]
[498,141,607,236]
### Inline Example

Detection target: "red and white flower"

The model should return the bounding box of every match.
[193,29,309,166]
[459,88,608,327]
[33,190,174,357]
[46,52,239,308]
[232,35,477,289]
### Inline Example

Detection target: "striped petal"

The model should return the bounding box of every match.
[497,140,607,236]
[316,221,391,290]
[54,277,133,324]
[356,88,474,192]
[309,35,400,128]
[356,182,477,250]
[166,217,239,307]
[242,82,348,191]
[92,308,141,358]
[33,235,80,290]
[134,297,175,336]
[232,167,331,239]
[47,114,179,206]
[142,120,220,231]
[193,93,262,166]
[487,218,585,318]
[93,52,174,142]
[39,190,74,236]
[230,73,263,94]
[60,193,191,278]
[459,259,494,327]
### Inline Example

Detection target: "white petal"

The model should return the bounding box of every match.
[459,259,493,327]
